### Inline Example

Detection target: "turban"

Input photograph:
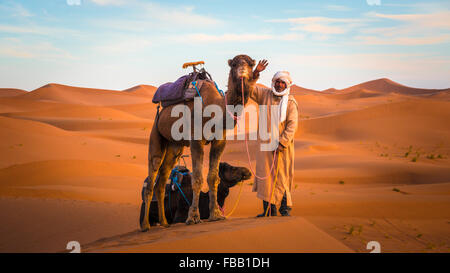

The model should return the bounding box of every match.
[270,71,293,124]
[272,71,293,89]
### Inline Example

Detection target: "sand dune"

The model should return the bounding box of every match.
[0,97,69,113]
[0,160,145,203]
[17,83,154,106]
[0,79,449,253]
[123,85,157,97]
[293,152,450,185]
[0,115,150,169]
[7,117,152,132]
[291,92,407,119]
[0,88,27,98]
[290,84,322,96]
[83,217,353,253]
[327,78,449,96]
[325,89,383,100]
[110,103,158,119]
[299,99,450,144]
[426,90,450,101]
[2,104,145,120]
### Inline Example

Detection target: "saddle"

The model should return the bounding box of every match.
[152,61,214,108]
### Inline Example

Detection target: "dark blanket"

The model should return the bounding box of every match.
[152,75,190,104]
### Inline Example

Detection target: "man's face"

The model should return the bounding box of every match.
[274,79,287,92]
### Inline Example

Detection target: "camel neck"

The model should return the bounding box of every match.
[227,79,250,107]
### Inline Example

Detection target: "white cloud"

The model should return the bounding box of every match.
[368,11,450,29]
[0,2,33,17]
[355,34,450,45]
[93,36,152,54]
[0,24,81,37]
[281,52,450,73]
[167,32,304,44]
[142,3,222,28]
[67,0,82,6]
[0,38,76,60]
[90,0,126,6]
[358,11,450,45]
[366,0,381,6]
[326,5,352,12]
[291,23,346,34]
[267,17,363,34]
[90,2,222,30]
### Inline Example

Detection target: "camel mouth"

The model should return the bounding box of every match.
[236,69,250,79]
[241,170,252,181]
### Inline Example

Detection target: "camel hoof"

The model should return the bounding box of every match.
[186,207,202,225]
[208,215,226,222]
[160,222,170,228]
[186,217,202,225]
[185,214,202,225]
[140,223,150,232]
[208,209,226,222]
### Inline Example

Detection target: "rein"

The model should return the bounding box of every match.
[215,76,281,218]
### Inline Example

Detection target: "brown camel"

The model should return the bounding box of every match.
[140,54,259,231]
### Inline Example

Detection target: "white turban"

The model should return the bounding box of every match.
[272,71,293,88]
[271,71,293,124]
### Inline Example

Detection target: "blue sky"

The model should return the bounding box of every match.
[0,0,449,91]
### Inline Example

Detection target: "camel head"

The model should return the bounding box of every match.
[227,54,257,106]
[217,162,252,208]
[219,162,252,188]
[228,54,256,81]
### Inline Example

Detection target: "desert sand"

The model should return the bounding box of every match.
[0,79,449,253]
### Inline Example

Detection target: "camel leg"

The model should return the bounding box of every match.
[207,139,227,221]
[186,140,204,225]
[155,143,183,227]
[140,123,167,231]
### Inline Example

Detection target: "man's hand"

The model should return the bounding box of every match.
[277,144,285,153]
[255,59,268,74]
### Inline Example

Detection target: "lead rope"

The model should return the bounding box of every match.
[219,77,280,217]
[239,77,280,217]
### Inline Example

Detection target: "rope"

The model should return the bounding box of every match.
[239,77,278,180]
[266,152,281,217]
[220,77,281,218]
[220,181,245,218]
[214,81,225,97]
[170,169,191,206]
[191,81,203,104]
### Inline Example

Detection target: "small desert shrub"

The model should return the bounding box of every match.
[405,146,413,157]
[348,225,363,236]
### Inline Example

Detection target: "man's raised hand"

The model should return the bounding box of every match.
[255,59,268,73]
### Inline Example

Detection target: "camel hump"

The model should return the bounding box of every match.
[182,61,205,69]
